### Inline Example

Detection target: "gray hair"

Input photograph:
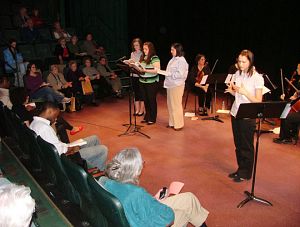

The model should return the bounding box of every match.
[105,148,143,185]
[0,184,35,227]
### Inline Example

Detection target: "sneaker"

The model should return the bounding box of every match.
[61,97,71,103]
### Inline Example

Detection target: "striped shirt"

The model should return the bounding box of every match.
[139,55,160,84]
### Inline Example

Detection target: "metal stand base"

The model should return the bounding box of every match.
[201,115,224,123]
[119,123,150,139]
[237,191,273,208]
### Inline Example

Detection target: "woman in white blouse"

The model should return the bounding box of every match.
[163,43,189,131]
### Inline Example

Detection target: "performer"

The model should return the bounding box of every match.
[139,42,160,125]
[286,63,300,98]
[187,54,211,116]
[273,92,300,144]
[130,38,145,116]
[163,43,189,131]
[225,50,264,182]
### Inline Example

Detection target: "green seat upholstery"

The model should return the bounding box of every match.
[61,155,108,227]
[35,43,53,59]
[87,175,130,227]
[38,28,53,41]
[36,136,80,204]
[0,16,13,29]
[18,44,37,61]
[3,29,21,42]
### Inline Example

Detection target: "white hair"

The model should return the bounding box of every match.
[105,148,143,185]
[0,184,35,227]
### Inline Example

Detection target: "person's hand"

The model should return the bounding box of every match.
[110,73,117,79]
[280,94,285,100]
[290,92,298,100]
[195,82,201,88]
[66,146,80,156]
[237,83,248,96]
[85,76,90,82]
[225,82,234,94]
[40,82,49,87]
[95,74,100,79]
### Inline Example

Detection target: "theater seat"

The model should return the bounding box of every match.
[61,155,108,227]
[87,175,130,227]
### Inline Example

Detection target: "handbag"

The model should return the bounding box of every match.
[81,80,93,95]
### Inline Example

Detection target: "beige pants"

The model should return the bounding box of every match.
[167,85,185,129]
[161,192,209,227]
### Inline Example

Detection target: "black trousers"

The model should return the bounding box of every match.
[140,82,158,122]
[192,87,211,109]
[231,116,256,179]
[56,116,73,143]
[132,77,143,101]
[280,112,300,139]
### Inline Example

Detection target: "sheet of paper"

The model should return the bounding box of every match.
[68,139,87,147]
[154,181,184,200]
[271,127,280,134]
[200,75,208,85]
[280,103,291,119]
[224,74,233,84]
[262,86,271,95]
[157,69,169,76]
[216,109,230,114]
[184,112,196,117]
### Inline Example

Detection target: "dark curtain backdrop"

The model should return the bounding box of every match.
[128,0,299,96]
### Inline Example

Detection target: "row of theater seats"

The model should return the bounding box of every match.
[0,104,130,227]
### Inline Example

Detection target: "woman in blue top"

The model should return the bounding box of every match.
[99,148,209,227]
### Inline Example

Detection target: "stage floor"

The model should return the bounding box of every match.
[63,90,300,227]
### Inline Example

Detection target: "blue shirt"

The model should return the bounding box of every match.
[100,178,174,227]
[164,56,189,88]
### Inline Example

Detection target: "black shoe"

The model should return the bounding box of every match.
[228,172,238,179]
[233,176,250,182]
[147,121,155,125]
[133,112,139,116]
[166,125,174,128]
[141,120,148,123]
[273,138,293,144]
[137,112,144,116]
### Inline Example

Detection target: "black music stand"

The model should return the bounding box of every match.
[116,62,150,139]
[235,101,287,208]
[202,73,228,123]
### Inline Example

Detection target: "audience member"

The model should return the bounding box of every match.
[30,102,108,170]
[97,56,123,98]
[0,184,35,227]
[67,35,86,58]
[21,18,40,43]
[52,21,71,41]
[99,148,209,227]
[47,64,72,97]
[13,6,30,28]
[0,76,12,109]
[82,33,105,60]
[55,38,71,64]
[24,63,70,104]
[30,8,44,28]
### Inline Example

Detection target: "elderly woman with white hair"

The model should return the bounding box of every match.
[98,148,209,227]
[0,184,36,227]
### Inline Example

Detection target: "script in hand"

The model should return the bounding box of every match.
[68,139,87,147]
[124,60,145,74]
[154,181,184,200]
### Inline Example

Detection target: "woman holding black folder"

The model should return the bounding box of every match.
[225,50,264,182]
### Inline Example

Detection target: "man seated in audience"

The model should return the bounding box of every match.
[30,102,108,170]
[0,76,12,109]
[21,18,40,43]
[273,91,300,144]
[97,56,123,98]
[52,21,71,41]
[13,6,30,28]
[55,38,71,64]
[0,184,36,227]
[82,33,105,60]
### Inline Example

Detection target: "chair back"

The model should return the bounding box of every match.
[61,155,108,227]
[36,136,80,204]
[87,175,130,227]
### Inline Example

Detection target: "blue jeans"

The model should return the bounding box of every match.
[31,87,64,103]
[79,135,108,170]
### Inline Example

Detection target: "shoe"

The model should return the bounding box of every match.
[174,127,183,131]
[137,112,144,116]
[228,172,238,179]
[61,97,71,103]
[147,121,155,125]
[233,175,250,182]
[70,126,83,135]
[133,112,139,116]
[166,125,174,128]
[141,120,148,123]
[273,138,293,144]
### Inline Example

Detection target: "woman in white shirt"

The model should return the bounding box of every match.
[163,43,189,131]
[225,49,264,182]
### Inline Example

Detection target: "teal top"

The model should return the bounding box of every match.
[139,55,160,83]
[99,177,174,227]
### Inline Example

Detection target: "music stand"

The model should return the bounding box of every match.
[201,73,229,123]
[235,101,287,208]
[116,62,150,139]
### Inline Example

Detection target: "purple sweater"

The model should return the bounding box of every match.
[25,73,43,95]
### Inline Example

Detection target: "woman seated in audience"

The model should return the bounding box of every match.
[82,33,105,60]
[24,63,70,104]
[64,60,97,106]
[47,64,73,97]
[55,38,71,64]
[52,21,71,41]
[30,8,44,28]
[67,35,87,58]
[97,56,123,98]
[9,87,83,142]
[98,148,209,227]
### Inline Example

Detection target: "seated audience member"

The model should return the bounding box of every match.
[99,148,209,227]
[0,76,12,109]
[52,21,71,41]
[0,184,36,227]
[10,87,82,142]
[67,35,86,58]
[47,64,72,97]
[21,18,40,43]
[24,63,70,103]
[55,38,71,64]
[30,8,44,28]
[64,60,97,106]
[30,102,108,170]
[273,91,300,144]
[13,6,30,28]
[82,33,105,60]
[97,56,123,98]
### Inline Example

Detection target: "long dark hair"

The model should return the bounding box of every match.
[140,42,156,65]
[195,54,206,64]
[171,43,184,57]
[238,49,255,76]
[26,63,35,76]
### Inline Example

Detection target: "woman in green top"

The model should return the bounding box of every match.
[139,42,160,124]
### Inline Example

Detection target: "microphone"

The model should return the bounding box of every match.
[117,56,127,62]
